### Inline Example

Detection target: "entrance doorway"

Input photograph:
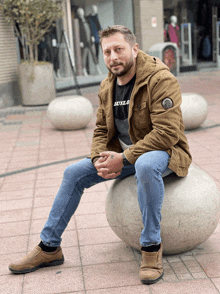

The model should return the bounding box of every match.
[197,0,213,62]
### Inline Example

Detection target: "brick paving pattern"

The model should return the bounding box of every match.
[0,69,220,293]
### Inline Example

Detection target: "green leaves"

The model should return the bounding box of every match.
[1,0,63,63]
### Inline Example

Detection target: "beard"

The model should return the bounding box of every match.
[108,55,134,77]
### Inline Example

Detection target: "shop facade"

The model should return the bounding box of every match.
[54,0,164,91]
[0,0,165,105]
[163,0,220,71]
[54,0,136,90]
[2,0,220,107]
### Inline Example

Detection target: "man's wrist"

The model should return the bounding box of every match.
[122,153,131,166]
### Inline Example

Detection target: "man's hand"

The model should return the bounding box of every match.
[94,151,124,179]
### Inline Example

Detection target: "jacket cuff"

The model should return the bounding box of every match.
[123,149,136,165]
[92,156,100,164]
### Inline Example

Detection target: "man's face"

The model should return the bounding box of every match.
[101,33,138,77]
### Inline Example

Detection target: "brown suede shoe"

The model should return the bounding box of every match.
[9,246,64,274]
[139,243,163,284]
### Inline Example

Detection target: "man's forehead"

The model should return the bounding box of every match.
[101,33,128,49]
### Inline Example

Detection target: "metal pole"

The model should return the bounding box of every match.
[62,31,82,95]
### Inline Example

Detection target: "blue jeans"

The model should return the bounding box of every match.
[40,150,172,247]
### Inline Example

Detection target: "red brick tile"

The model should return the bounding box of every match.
[0,220,30,237]
[196,253,220,278]
[86,285,149,294]
[0,208,32,223]
[150,279,219,293]
[35,178,62,189]
[81,191,107,202]
[0,235,29,254]
[80,242,135,265]
[62,246,81,267]
[32,206,51,219]
[0,198,33,212]
[33,195,55,208]
[0,181,35,192]
[0,189,34,201]
[86,182,108,192]
[211,278,220,292]
[36,171,63,180]
[9,155,38,163]
[75,201,105,216]
[23,267,84,293]
[78,227,121,246]
[83,261,140,290]
[34,186,60,197]
[3,172,36,183]
[0,274,24,294]
[75,213,109,229]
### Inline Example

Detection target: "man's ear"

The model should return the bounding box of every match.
[132,43,139,58]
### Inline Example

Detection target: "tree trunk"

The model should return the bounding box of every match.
[29,43,34,64]
[34,44,38,62]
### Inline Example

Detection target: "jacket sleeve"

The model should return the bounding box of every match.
[90,92,109,161]
[124,70,183,164]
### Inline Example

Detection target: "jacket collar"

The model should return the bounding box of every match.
[107,50,168,87]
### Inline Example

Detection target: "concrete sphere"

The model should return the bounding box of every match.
[47,96,93,130]
[106,165,220,254]
[181,93,208,130]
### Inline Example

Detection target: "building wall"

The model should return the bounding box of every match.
[0,10,20,108]
[133,0,164,53]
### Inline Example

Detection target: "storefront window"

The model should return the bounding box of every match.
[51,0,134,90]
[164,0,220,71]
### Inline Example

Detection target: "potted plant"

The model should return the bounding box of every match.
[1,0,63,105]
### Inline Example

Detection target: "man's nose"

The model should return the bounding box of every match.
[110,51,118,61]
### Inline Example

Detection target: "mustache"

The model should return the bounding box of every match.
[110,62,123,67]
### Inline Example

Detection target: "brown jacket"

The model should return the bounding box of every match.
[91,50,192,177]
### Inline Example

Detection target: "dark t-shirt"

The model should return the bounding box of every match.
[113,75,136,148]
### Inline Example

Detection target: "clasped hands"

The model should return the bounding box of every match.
[94,151,124,179]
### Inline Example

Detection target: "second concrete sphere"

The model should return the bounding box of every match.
[181,93,208,130]
[47,96,93,130]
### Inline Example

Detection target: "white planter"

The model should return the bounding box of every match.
[19,62,56,106]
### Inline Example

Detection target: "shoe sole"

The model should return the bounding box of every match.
[9,255,64,274]
[140,271,164,285]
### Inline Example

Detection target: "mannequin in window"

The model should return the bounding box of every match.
[87,5,102,61]
[164,23,169,42]
[77,7,101,76]
[168,15,179,47]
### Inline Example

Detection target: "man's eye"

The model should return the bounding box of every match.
[116,48,122,52]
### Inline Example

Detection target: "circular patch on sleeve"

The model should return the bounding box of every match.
[161,98,173,109]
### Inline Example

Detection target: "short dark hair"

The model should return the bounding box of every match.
[99,25,136,46]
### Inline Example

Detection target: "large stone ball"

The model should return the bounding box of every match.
[181,93,208,130]
[106,165,220,254]
[47,96,93,130]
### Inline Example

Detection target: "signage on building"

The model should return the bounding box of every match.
[151,17,157,28]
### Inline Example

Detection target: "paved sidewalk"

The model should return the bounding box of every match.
[0,69,220,294]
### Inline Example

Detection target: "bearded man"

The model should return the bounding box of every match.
[9,25,191,285]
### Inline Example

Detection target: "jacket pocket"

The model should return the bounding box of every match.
[132,101,150,129]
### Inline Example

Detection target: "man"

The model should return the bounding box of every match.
[9,25,191,284]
